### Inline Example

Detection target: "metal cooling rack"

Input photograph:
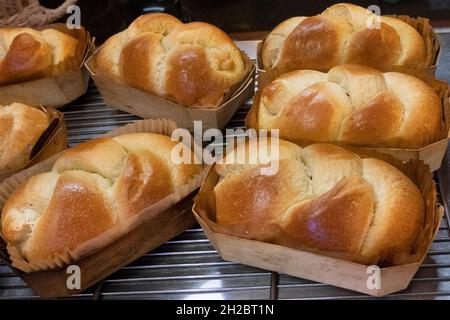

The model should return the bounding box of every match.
[1,36,450,300]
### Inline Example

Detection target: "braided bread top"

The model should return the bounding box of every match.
[214,140,424,265]
[95,13,246,108]
[0,27,78,85]
[250,64,442,148]
[1,133,203,265]
[261,3,428,73]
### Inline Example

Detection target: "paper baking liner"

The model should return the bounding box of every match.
[257,15,441,88]
[247,79,450,171]
[0,105,67,182]
[0,118,205,272]
[193,144,443,295]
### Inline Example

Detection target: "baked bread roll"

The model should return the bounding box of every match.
[0,27,78,85]
[248,64,442,148]
[95,13,246,108]
[261,3,429,73]
[0,103,50,172]
[1,133,203,269]
[213,140,425,265]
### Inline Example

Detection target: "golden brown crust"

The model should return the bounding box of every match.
[113,152,173,220]
[0,103,49,172]
[0,33,52,85]
[359,158,425,261]
[280,16,348,72]
[53,138,128,180]
[0,27,78,85]
[214,141,425,265]
[1,133,203,264]
[112,133,202,186]
[268,81,351,142]
[215,160,311,242]
[128,13,182,35]
[96,13,246,108]
[279,176,374,255]
[165,46,234,107]
[251,64,442,148]
[27,171,115,262]
[120,33,162,95]
[345,23,401,70]
[340,91,404,145]
[262,3,427,72]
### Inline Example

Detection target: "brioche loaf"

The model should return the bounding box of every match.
[0,27,78,85]
[248,64,442,148]
[1,133,203,268]
[0,103,50,172]
[95,13,246,108]
[213,140,425,265]
[261,3,429,73]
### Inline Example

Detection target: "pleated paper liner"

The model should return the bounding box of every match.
[0,105,67,183]
[193,143,443,296]
[246,80,450,172]
[85,47,256,131]
[256,15,441,89]
[0,119,206,297]
[0,24,95,107]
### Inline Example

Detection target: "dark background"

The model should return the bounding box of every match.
[42,0,450,42]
